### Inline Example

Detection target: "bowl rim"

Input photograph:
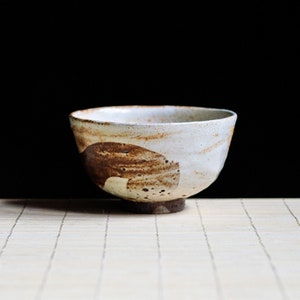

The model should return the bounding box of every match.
[69,105,237,126]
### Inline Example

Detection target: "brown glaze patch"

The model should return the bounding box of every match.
[199,139,225,154]
[227,126,235,149]
[133,131,170,141]
[75,135,89,151]
[72,124,171,142]
[71,125,99,137]
[81,142,180,192]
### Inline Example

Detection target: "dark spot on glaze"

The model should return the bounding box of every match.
[143,188,149,192]
[81,142,180,191]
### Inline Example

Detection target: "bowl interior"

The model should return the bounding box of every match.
[70,105,235,124]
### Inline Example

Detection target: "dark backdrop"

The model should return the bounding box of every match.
[1,2,298,199]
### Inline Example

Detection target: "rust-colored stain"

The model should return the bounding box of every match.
[199,139,225,154]
[72,124,171,143]
[81,142,180,192]
[227,126,235,149]
[74,134,88,151]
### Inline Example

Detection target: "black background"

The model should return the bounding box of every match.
[1,2,298,199]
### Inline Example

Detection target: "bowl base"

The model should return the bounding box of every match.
[120,198,185,214]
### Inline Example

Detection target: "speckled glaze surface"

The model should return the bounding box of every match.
[69,105,237,213]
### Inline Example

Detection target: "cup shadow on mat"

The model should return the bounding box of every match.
[2,198,133,215]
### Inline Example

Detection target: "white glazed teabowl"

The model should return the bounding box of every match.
[69,105,237,213]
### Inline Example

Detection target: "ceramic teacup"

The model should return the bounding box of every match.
[69,105,237,213]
